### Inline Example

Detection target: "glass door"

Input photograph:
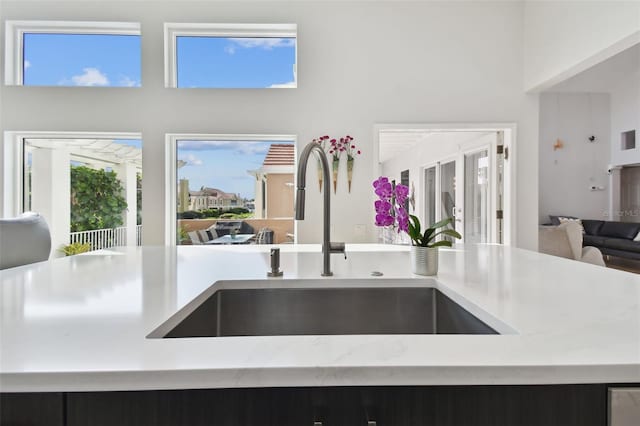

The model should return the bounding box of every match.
[464,149,490,243]
[424,166,436,228]
[439,160,458,239]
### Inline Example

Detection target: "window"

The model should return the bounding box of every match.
[167,134,296,245]
[4,132,142,253]
[5,21,141,86]
[164,23,297,88]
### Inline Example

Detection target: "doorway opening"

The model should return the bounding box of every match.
[374,124,516,245]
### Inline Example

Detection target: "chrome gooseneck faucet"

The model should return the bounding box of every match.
[295,142,346,276]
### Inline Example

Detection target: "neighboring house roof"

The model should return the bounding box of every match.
[189,187,239,199]
[262,144,294,167]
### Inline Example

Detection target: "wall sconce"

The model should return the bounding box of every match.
[553,139,564,151]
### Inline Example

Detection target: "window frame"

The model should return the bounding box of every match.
[166,133,297,246]
[163,23,297,88]
[4,20,141,86]
[2,131,142,217]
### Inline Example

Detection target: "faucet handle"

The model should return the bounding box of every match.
[267,248,283,277]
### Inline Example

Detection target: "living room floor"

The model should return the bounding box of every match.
[604,256,640,274]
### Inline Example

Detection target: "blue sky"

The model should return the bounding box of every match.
[177,140,294,199]
[177,36,296,88]
[23,33,296,200]
[23,34,296,88]
[115,139,142,149]
[23,34,141,86]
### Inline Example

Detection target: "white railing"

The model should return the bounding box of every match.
[70,226,143,252]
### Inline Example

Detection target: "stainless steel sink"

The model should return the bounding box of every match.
[155,287,498,338]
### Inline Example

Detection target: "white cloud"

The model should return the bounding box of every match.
[24,60,31,70]
[269,81,296,88]
[179,154,203,166]
[178,140,273,156]
[225,37,295,54]
[71,68,109,86]
[118,75,140,87]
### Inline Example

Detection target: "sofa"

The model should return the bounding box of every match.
[539,222,605,266]
[548,215,640,261]
[581,219,640,260]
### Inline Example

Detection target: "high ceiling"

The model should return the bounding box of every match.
[548,43,640,93]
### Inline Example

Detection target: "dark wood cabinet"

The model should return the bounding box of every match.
[0,392,64,426]
[66,388,313,426]
[0,384,613,426]
[362,385,608,426]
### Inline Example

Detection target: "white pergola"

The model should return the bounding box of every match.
[24,138,142,255]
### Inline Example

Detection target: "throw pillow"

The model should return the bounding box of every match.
[549,215,578,226]
[558,217,585,234]
[634,230,640,242]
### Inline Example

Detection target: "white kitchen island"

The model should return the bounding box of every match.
[1,244,639,425]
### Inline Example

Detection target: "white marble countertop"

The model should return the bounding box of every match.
[1,244,639,392]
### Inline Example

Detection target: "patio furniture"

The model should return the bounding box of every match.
[0,212,51,270]
[206,234,255,245]
[253,228,274,244]
[197,227,218,243]
[187,231,202,245]
[213,220,254,237]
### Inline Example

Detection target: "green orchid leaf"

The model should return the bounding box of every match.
[408,215,423,244]
[440,229,462,239]
[430,229,462,242]
[428,240,453,248]
[427,217,453,232]
[423,228,435,243]
[409,215,421,236]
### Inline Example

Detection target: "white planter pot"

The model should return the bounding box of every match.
[410,246,439,276]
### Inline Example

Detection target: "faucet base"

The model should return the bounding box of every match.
[321,271,333,277]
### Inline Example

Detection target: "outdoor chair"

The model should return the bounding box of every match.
[253,228,272,244]
[187,231,202,245]
[0,212,52,270]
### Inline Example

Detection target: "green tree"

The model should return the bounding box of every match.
[70,166,128,232]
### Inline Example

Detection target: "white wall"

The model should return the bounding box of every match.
[524,0,640,91]
[538,93,611,223]
[0,0,540,249]
[610,71,640,166]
